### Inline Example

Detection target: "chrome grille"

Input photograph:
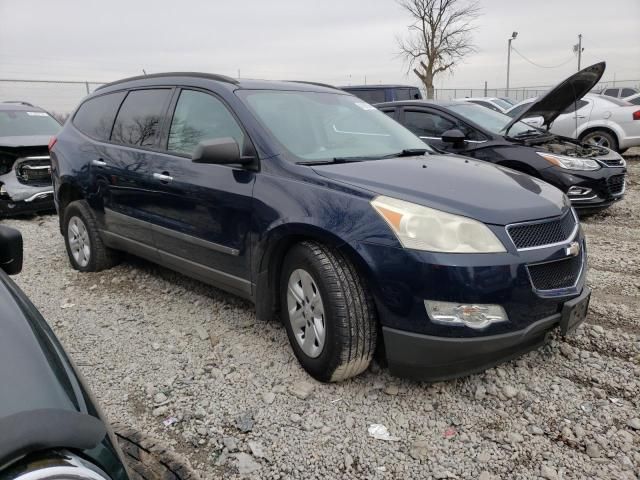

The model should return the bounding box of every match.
[507,210,577,250]
[527,253,583,291]
[600,158,624,167]
[607,174,625,195]
[16,156,51,185]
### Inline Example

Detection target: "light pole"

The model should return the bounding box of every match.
[506,31,518,96]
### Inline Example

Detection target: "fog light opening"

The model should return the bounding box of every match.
[425,300,508,329]
[567,186,592,197]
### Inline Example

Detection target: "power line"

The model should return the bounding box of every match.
[510,46,576,69]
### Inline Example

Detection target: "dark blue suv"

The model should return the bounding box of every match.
[50,73,590,382]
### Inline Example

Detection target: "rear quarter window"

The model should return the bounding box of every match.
[73,91,126,141]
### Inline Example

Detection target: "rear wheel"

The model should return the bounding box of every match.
[280,241,377,382]
[581,130,618,152]
[63,200,119,272]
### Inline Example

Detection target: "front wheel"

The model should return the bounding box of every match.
[581,130,618,152]
[280,241,377,382]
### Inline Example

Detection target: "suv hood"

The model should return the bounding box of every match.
[0,135,52,148]
[505,62,605,134]
[312,155,568,225]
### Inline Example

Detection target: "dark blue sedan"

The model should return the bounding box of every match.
[50,73,590,382]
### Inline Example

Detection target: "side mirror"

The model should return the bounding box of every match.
[192,138,254,166]
[441,129,466,147]
[0,226,23,275]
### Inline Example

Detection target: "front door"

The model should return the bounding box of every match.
[143,89,255,297]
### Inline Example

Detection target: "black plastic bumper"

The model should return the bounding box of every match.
[383,288,590,382]
[0,194,55,217]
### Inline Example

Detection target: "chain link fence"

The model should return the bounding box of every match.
[1,77,638,116]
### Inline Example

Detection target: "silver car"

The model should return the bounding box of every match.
[506,93,640,153]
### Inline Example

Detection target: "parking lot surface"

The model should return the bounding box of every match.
[3,153,639,480]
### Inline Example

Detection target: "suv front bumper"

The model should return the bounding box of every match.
[383,287,590,381]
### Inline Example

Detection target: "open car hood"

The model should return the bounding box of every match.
[505,62,605,134]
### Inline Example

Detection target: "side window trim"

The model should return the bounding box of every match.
[163,87,256,161]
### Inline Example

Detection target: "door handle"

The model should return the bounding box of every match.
[574,115,586,119]
[153,172,173,184]
[92,159,107,167]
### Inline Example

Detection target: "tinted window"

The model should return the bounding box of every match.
[395,88,412,101]
[168,90,245,155]
[405,111,456,137]
[561,100,589,114]
[349,89,386,104]
[630,96,640,105]
[111,89,171,147]
[621,88,636,97]
[0,110,60,137]
[73,91,126,141]
[603,88,618,97]
[405,110,485,141]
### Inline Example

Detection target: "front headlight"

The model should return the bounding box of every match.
[537,152,600,171]
[371,195,506,253]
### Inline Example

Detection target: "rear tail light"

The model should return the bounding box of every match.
[48,136,57,150]
[633,110,640,121]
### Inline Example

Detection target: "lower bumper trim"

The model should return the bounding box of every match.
[383,313,563,382]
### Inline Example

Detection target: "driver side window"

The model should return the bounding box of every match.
[404,110,484,141]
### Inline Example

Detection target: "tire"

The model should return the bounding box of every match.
[280,241,377,382]
[113,423,201,480]
[581,130,618,152]
[63,200,119,272]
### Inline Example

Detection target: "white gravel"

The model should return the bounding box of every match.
[2,152,639,480]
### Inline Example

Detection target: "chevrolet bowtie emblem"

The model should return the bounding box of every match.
[565,241,580,257]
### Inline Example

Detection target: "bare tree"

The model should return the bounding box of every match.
[397,0,481,98]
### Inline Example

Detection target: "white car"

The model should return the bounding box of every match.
[458,97,511,113]
[506,93,640,152]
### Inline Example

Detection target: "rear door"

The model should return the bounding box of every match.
[142,88,256,297]
[550,99,592,138]
[98,88,173,244]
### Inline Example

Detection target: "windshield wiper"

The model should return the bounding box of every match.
[378,148,429,159]
[297,149,429,165]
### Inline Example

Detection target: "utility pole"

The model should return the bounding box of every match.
[577,34,582,70]
[506,31,518,96]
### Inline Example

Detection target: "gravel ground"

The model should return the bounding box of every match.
[3,150,640,480]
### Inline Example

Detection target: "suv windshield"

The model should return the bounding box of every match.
[237,90,431,162]
[449,103,538,137]
[0,110,60,137]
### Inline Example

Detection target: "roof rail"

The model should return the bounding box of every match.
[2,101,35,107]
[95,72,239,91]
[284,80,341,91]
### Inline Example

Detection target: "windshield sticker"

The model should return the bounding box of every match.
[354,102,375,111]
[26,112,49,116]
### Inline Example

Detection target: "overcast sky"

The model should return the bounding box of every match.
[1,0,638,110]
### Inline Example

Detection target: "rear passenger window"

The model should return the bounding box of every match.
[111,89,171,147]
[603,88,618,97]
[621,88,636,97]
[630,97,640,105]
[351,89,386,104]
[73,91,126,141]
[167,90,245,156]
[395,89,412,101]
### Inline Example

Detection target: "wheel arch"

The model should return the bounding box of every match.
[253,222,375,323]
[56,181,85,234]
[577,125,620,149]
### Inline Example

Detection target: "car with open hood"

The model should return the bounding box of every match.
[51,73,590,382]
[506,93,640,153]
[378,63,627,213]
[0,102,60,217]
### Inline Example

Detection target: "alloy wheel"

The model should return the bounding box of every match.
[584,134,611,149]
[68,216,91,268]
[286,268,326,358]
